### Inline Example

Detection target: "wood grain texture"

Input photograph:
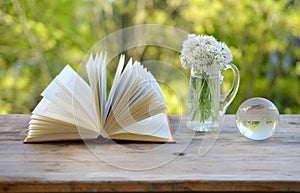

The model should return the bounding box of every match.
[0,114,299,192]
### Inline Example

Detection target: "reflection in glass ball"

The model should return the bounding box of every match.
[236,97,280,140]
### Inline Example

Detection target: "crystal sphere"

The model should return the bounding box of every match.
[236,97,279,140]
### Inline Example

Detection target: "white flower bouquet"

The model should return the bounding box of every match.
[180,34,233,130]
[180,34,232,75]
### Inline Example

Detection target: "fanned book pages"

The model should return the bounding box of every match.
[24,53,175,143]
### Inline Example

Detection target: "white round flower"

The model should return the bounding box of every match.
[180,34,233,75]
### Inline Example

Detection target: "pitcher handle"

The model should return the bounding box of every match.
[220,63,240,115]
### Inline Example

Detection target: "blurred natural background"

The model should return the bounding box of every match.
[0,0,299,114]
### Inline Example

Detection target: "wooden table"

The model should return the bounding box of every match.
[0,114,299,192]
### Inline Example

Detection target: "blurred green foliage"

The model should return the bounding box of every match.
[0,0,299,114]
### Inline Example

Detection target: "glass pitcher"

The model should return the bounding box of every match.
[187,63,240,131]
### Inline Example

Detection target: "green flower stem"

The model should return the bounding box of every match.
[189,72,219,124]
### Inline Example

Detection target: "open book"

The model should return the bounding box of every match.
[24,53,175,143]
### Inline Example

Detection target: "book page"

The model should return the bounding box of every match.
[30,116,74,127]
[32,98,98,134]
[108,113,175,142]
[86,53,107,126]
[108,60,147,115]
[29,121,97,136]
[24,133,97,143]
[104,63,143,132]
[99,53,107,126]
[86,54,100,115]
[108,58,134,109]
[104,61,167,134]
[41,80,99,131]
[40,65,100,132]
[29,124,77,134]
[146,71,165,101]
[28,114,98,140]
[53,65,100,129]
[105,54,125,121]
[104,60,167,136]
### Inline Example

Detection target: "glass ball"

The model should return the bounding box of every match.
[236,97,279,140]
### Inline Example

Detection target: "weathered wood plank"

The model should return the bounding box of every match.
[0,114,30,141]
[0,114,299,192]
[1,180,300,193]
